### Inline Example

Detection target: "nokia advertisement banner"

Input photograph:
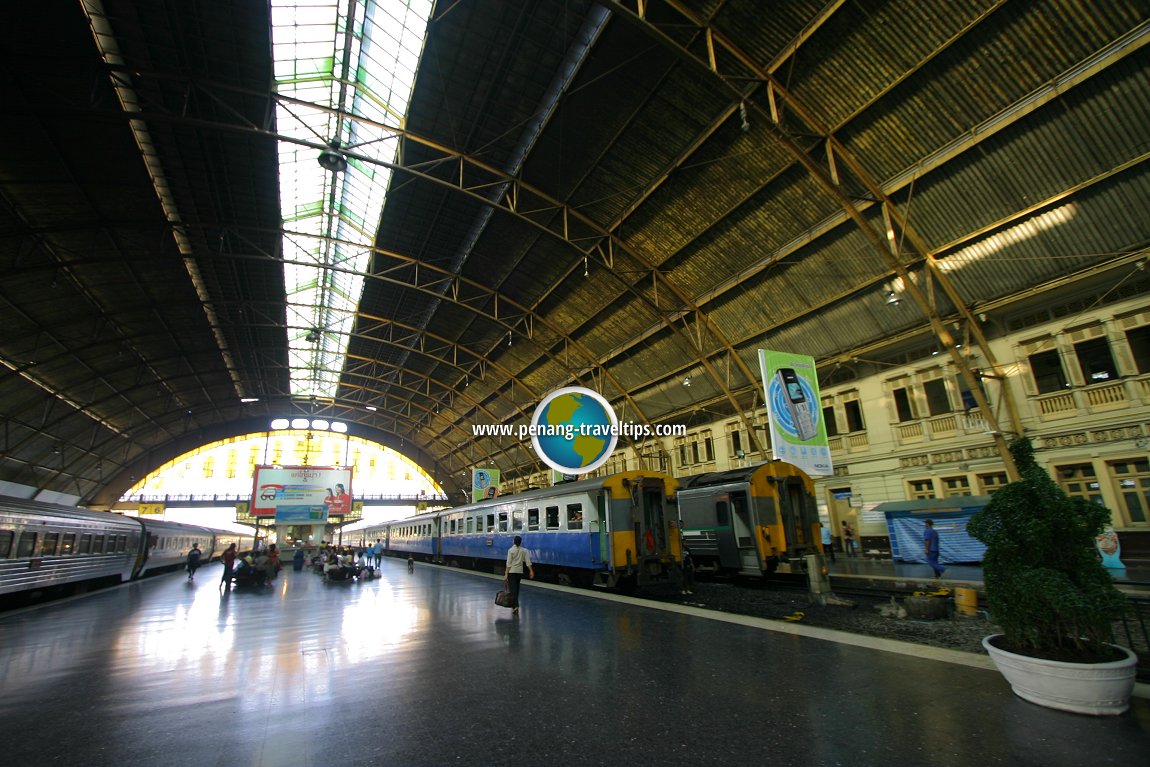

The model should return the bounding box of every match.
[758,350,833,477]
[472,468,502,502]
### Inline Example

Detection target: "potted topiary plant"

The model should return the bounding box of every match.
[967,437,1136,715]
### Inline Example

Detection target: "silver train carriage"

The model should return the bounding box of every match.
[360,471,684,589]
[0,497,236,599]
[677,460,821,576]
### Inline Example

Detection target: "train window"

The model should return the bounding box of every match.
[512,510,524,531]
[78,534,92,554]
[566,504,583,529]
[42,532,60,555]
[545,506,559,530]
[0,530,12,557]
[16,532,38,558]
[466,517,474,534]
[61,533,76,554]
[93,535,106,553]
[486,514,495,532]
[527,508,539,531]
[498,512,508,532]
[116,535,128,552]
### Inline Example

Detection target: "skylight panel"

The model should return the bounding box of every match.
[272,0,431,400]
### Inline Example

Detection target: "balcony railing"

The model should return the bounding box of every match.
[896,420,924,443]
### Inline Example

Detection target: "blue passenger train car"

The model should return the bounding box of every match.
[361,470,683,589]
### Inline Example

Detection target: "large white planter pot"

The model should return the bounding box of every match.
[982,635,1137,715]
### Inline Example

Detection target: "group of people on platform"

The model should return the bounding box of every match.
[297,542,382,582]
[819,521,859,562]
[210,542,282,588]
[201,540,390,588]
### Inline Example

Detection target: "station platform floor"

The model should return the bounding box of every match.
[1,558,1148,767]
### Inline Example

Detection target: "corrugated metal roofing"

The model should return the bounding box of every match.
[1,0,1148,503]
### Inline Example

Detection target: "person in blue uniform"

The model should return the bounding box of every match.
[923,519,945,578]
[820,523,836,562]
[503,536,535,616]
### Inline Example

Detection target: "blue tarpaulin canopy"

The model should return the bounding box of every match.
[876,497,991,564]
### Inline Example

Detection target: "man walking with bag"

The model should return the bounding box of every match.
[504,536,535,616]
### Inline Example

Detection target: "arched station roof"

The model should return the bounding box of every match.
[1,1,1147,505]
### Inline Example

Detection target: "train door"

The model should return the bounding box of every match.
[728,490,759,572]
[594,490,609,564]
[780,476,816,560]
[636,484,671,560]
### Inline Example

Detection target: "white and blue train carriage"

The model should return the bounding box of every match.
[383,514,439,562]
[370,471,684,590]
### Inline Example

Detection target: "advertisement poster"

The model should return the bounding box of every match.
[758,349,833,477]
[251,466,353,520]
[472,468,501,502]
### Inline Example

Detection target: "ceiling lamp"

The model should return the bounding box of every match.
[318,140,348,173]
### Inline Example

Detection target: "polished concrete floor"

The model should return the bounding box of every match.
[1,558,1148,767]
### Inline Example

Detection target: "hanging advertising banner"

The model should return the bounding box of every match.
[250,465,353,520]
[551,469,579,485]
[472,468,501,502]
[758,350,834,476]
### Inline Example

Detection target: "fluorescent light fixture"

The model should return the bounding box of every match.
[271,0,432,400]
[331,422,348,433]
[291,418,310,429]
[270,418,290,429]
[241,397,260,403]
[312,419,330,430]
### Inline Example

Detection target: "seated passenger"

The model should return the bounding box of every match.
[255,551,275,581]
[323,553,344,580]
[233,553,267,586]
